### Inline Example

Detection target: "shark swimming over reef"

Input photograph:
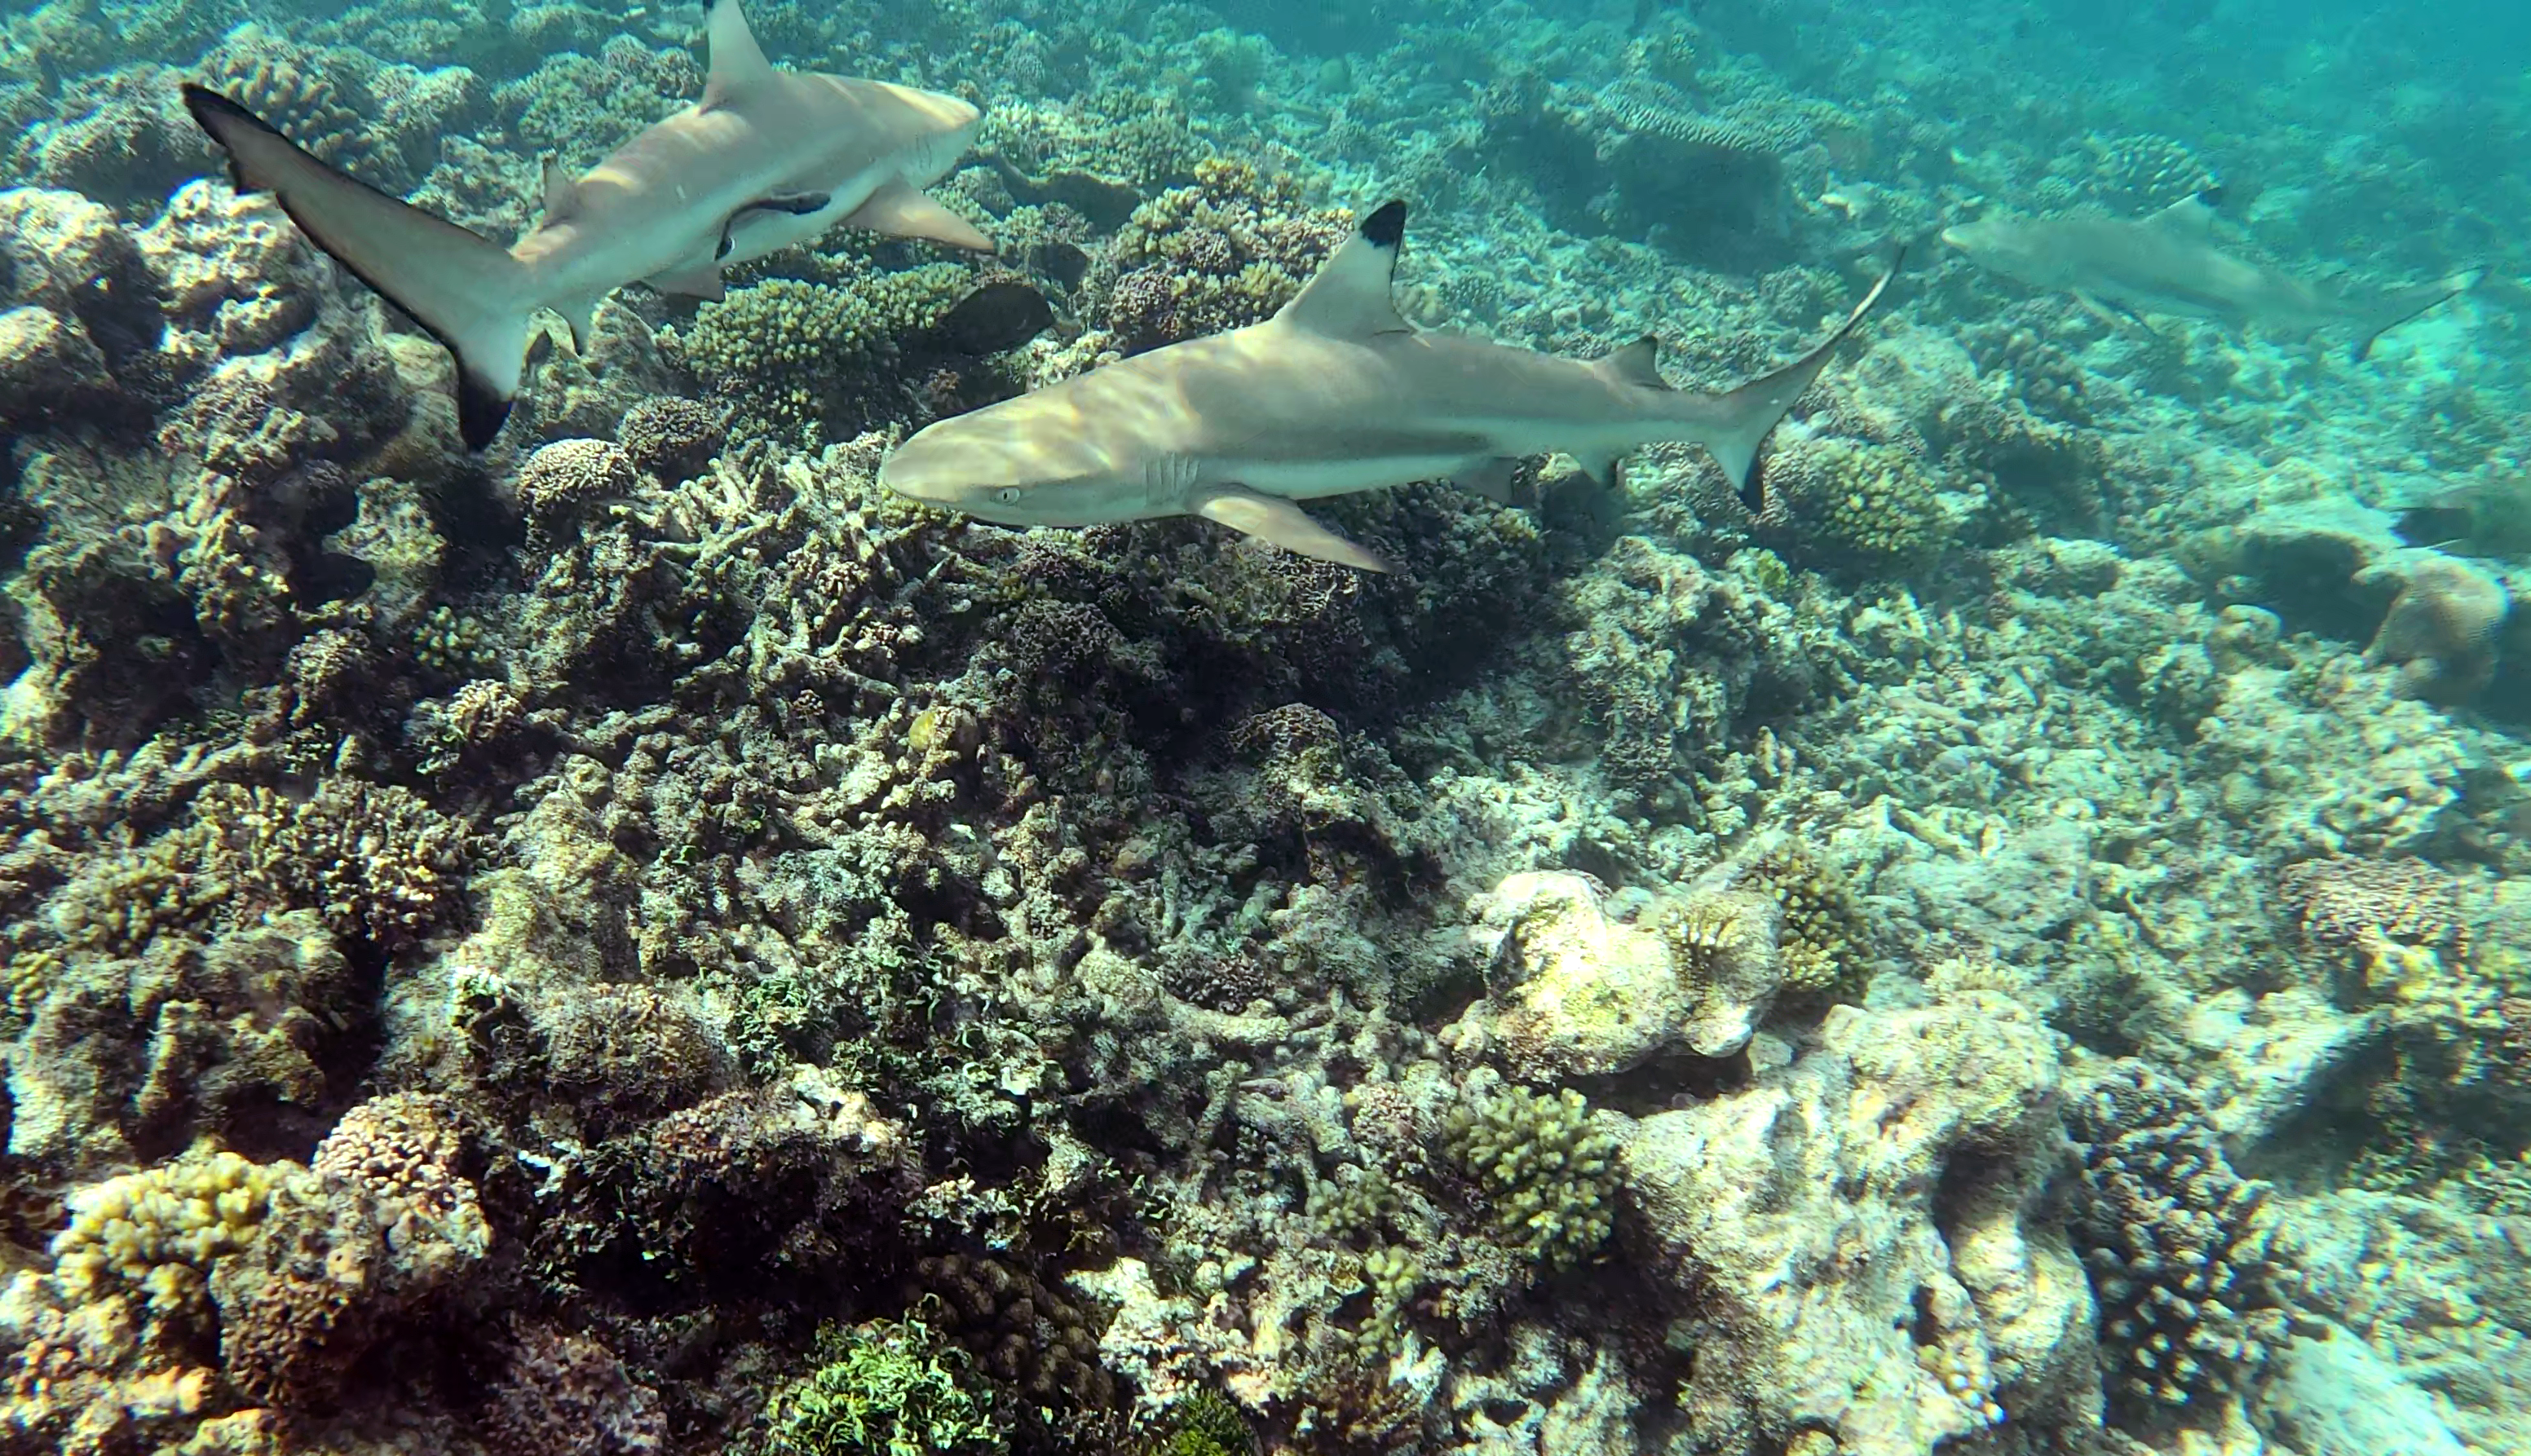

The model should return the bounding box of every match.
[881,201,1897,571]
[180,0,990,450]
[1941,193,2479,360]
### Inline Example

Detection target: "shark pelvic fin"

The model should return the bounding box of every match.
[1570,454,1623,492]
[1197,488,1392,572]
[1276,198,1411,338]
[650,261,727,300]
[1452,457,1525,505]
[1592,335,1667,390]
[1703,249,1901,496]
[540,156,582,223]
[846,179,994,251]
[181,82,532,451]
[555,294,605,352]
[701,0,779,109]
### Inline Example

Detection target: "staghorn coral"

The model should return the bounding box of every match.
[2066,1061,2299,1429]
[1440,1083,1622,1272]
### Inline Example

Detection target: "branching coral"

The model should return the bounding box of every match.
[669,264,970,440]
[191,779,466,949]
[1089,157,1351,352]
[1763,431,1948,571]
[1730,836,1870,994]
[1441,1084,1621,1272]
[2067,1061,2299,1429]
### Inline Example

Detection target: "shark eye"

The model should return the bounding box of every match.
[994,488,1021,504]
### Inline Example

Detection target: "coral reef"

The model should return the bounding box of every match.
[0,2,2525,1453]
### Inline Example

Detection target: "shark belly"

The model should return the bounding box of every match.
[1226,449,1496,503]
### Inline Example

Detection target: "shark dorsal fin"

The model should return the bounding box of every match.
[701,0,779,110]
[1275,199,1411,338]
[2145,192,2220,237]
[540,156,581,223]
[1592,335,1667,390]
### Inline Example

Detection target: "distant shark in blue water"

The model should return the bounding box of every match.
[181,0,990,450]
[881,201,1897,572]
[1941,192,2480,361]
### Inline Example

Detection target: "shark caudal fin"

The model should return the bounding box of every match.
[1700,252,1901,508]
[183,84,537,450]
[2350,267,2484,363]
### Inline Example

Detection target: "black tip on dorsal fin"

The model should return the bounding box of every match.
[1361,199,1407,250]
[2195,183,2228,210]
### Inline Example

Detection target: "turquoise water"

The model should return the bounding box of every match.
[0,1,2525,1453]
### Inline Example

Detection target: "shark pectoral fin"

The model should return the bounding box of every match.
[1274,199,1411,338]
[2145,192,2222,236]
[700,0,779,110]
[844,180,993,251]
[1196,490,1392,573]
[1700,251,1902,493]
[1452,457,1526,505]
[1592,335,1667,390]
[539,155,582,223]
[181,83,532,451]
[2071,291,2152,334]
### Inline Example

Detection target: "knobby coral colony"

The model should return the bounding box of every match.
[0,0,2525,1454]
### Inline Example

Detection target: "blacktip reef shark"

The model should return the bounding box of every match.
[881,201,1897,572]
[180,0,990,449]
[1941,192,2480,361]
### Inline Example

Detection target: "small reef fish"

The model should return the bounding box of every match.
[1941,192,2480,360]
[881,201,1897,571]
[181,0,990,449]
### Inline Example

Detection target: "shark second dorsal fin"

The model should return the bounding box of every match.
[1592,335,1667,390]
[1275,199,1411,338]
[701,0,779,110]
[540,156,581,223]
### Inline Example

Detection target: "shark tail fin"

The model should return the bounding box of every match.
[183,83,537,450]
[1698,251,1900,507]
[2350,267,2484,363]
